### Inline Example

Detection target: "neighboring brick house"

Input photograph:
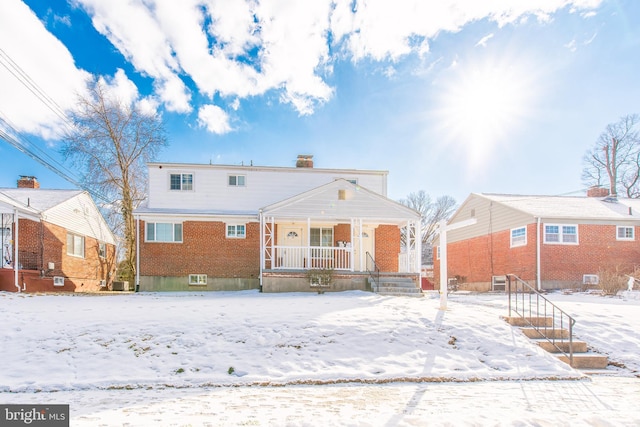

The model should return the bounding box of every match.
[134,155,422,292]
[0,176,117,292]
[434,189,640,291]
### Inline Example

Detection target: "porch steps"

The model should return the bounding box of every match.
[374,277,423,297]
[503,317,609,370]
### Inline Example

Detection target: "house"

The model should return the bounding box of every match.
[134,155,422,292]
[0,176,117,292]
[434,188,640,291]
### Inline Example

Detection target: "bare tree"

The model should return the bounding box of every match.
[61,81,168,286]
[582,114,640,197]
[399,191,457,264]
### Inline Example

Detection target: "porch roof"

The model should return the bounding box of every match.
[261,179,420,224]
[0,192,41,221]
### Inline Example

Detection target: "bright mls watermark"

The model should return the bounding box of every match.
[1,405,69,426]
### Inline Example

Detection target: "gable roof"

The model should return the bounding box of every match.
[262,179,420,224]
[0,192,41,220]
[0,188,82,211]
[477,193,640,221]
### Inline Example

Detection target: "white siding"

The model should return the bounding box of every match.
[42,193,116,245]
[147,164,388,211]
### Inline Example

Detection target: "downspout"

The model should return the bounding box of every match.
[135,216,140,292]
[536,217,541,291]
[258,209,263,291]
[13,209,20,292]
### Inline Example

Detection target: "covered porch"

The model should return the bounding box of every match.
[258,180,421,292]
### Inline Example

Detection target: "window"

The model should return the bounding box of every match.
[226,224,246,238]
[617,226,634,241]
[347,179,358,185]
[310,227,333,247]
[53,276,64,287]
[510,227,527,247]
[583,274,599,285]
[228,175,246,186]
[170,173,193,191]
[99,242,106,258]
[189,274,207,285]
[146,222,183,242]
[544,224,578,244]
[67,233,85,257]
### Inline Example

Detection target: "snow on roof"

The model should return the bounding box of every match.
[0,188,83,212]
[480,193,640,220]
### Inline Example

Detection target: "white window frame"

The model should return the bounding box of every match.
[226,224,246,239]
[66,233,85,258]
[616,226,635,241]
[53,276,65,287]
[146,222,183,243]
[189,274,207,285]
[544,224,579,245]
[510,226,527,248]
[228,174,246,187]
[169,173,193,191]
[99,242,106,258]
[583,274,599,285]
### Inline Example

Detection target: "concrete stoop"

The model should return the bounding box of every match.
[373,277,423,297]
[503,316,609,370]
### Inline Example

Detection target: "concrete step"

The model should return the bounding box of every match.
[503,316,553,327]
[377,291,424,298]
[537,340,588,353]
[520,327,569,339]
[377,286,422,293]
[558,353,609,369]
[379,282,417,288]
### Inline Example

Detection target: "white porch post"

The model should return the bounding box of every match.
[406,220,411,273]
[136,216,140,292]
[358,218,363,272]
[259,210,264,276]
[13,209,19,292]
[307,217,311,268]
[350,218,355,272]
[415,220,422,274]
[439,219,448,310]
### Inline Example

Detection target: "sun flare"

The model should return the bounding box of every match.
[435,55,536,170]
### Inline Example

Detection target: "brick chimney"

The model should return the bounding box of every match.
[586,186,609,198]
[17,176,40,189]
[296,154,314,168]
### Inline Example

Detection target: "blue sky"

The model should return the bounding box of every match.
[0,0,639,204]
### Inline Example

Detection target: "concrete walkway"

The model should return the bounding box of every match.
[3,376,638,426]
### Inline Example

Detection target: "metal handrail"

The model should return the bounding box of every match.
[365,251,380,292]
[507,274,576,367]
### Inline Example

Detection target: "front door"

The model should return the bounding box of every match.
[354,226,374,271]
[280,226,303,268]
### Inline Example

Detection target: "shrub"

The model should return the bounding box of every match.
[597,267,629,295]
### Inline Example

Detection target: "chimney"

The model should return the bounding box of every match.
[17,176,40,189]
[586,186,609,197]
[296,154,314,168]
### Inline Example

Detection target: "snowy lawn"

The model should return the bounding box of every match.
[5,289,639,394]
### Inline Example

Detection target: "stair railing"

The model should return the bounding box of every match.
[507,274,575,367]
[366,251,380,293]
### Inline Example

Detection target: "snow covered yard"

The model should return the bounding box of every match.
[1,290,639,425]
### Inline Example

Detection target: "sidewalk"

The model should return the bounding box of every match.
[4,376,638,426]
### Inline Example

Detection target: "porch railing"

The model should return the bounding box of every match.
[507,274,575,367]
[272,246,352,270]
[366,251,380,292]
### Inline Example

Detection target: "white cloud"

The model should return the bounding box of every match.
[197,104,232,134]
[0,0,91,139]
[476,33,494,48]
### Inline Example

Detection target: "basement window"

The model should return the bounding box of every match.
[189,274,207,285]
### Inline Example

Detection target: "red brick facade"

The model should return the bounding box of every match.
[434,223,640,290]
[0,219,116,292]
[375,224,400,272]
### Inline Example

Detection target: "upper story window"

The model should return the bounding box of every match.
[146,222,183,242]
[226,224,246,238]
[228,175,246,187]
[170,173,193,191]
[510,226,527,247]
[544,224,578,245]
[99,242,106,258]
[617,226,635,241]
[67,233,85,258]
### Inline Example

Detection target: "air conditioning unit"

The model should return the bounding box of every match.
[492,275,507,291]
[100,280,107,288]
[53,276,64,287]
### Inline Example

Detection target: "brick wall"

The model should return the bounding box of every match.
[434,223,640,290]
[375,224,400,272]
[140,220,260,279]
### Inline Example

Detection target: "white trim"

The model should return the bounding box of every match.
[543,223,579,245]
[188,274,207,285]
[53,276,65,287]
[616,225,635,241]
[510,226,527,248]
[226,223,246,238]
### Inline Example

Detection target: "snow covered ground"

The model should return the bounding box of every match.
[1,290,639,425]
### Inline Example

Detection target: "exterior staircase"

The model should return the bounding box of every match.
[503,316,608,369]
[371,275,423,297]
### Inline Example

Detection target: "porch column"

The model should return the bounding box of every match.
[307,217,311,268]
[406,220,411,273]
[135,216,140,292]
[415,220,422,273]
[359,218,363,272]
